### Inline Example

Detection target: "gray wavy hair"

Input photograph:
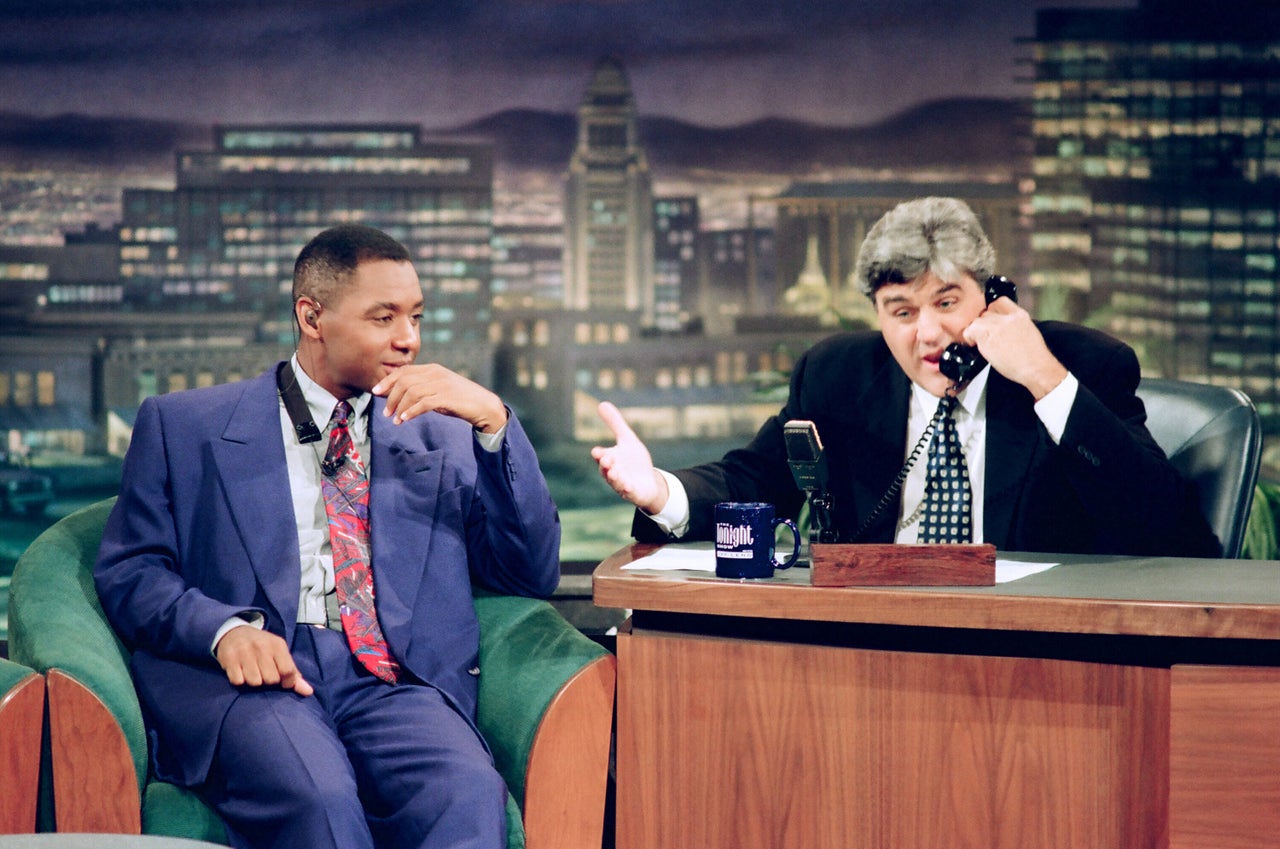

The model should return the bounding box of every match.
[852,197,997,299]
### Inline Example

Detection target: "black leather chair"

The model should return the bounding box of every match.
[1136,377,1262,558]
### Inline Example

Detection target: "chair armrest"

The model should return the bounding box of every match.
[472,591,616,849]
[521,653,616,849]
[0,658,44,834]
[45,669,141,833]
[8,500,149,794]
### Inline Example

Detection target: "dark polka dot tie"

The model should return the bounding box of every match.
[919,395,972,544]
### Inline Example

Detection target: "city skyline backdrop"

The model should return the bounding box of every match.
[2,0,1280,596]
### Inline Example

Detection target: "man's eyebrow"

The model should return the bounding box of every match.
[364,300,425,315]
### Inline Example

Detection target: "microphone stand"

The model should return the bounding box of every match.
[807,489,837,545]
[783,420,838,546]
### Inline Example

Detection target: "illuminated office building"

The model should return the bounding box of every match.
[491,224,564,309]
[653,197,699,331]
[699,228,777,337]
[563,58,656,323]
[117,125,495,368]
[488,308,827,444]
[1030,0,1280,420]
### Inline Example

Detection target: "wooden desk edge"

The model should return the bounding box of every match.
[592,544,1280,641]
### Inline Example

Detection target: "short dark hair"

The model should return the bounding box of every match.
[292,224,412,307]
[852,197,996,299]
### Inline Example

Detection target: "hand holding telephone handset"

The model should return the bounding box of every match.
[938,275,1018,385]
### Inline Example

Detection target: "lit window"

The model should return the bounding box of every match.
[13,372,33,406]
[36,372,55,406]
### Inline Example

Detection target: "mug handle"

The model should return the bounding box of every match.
[771,518,801,570]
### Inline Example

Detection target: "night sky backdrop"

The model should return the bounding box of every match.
[2,0,1132,129]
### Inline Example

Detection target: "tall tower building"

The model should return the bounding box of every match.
[1030,0,1280,420]
[563,58,655,323]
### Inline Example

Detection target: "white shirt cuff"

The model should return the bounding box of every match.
[1034,371,1079,444]
[647,469,691,538]
[212,612,265,656]
[474,422,508,453]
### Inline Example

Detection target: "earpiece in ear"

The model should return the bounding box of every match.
[306,311,318,327]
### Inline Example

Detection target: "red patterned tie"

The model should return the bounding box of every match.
[321,401,400,684]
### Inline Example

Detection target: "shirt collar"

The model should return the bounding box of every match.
[911,364,990,419]
[289,354,372,435]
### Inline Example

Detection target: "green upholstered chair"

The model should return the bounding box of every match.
[9,498,615,849]
[0,656,44,834]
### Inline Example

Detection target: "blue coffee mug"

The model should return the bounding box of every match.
[714,502,801,579]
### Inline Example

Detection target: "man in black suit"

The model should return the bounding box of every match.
[592,196,1220,557]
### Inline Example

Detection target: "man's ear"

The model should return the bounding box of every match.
[295,298,322,339]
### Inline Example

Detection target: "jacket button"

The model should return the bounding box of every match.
[1077,445,1101,467]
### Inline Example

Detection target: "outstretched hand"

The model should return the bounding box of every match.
[591,402,669,515]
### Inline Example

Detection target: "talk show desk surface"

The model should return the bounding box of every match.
[593,545,1280,849]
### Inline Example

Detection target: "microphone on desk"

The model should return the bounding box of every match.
[783,420,836,544]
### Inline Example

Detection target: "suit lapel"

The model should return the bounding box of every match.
[367,400,444,647]
[983,373,1044,547]
[211,369,300,631]
[843,360,911,541]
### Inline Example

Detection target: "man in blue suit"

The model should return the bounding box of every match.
[95,224,561,849]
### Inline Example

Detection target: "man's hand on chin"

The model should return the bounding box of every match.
[371,364,508,432]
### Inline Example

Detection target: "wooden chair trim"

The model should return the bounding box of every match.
[0,671,45,834]
[521,653,617,849]
[47,669,142,834]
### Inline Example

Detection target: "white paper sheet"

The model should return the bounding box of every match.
[994,559,1058,583]
[622,542,716,571]
[621,543,1059,584]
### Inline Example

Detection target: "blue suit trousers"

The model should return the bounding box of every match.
[201,625,507,849]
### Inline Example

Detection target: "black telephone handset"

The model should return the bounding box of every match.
[938,275,1018,385]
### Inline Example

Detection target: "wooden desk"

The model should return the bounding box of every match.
[595,546,1280,849]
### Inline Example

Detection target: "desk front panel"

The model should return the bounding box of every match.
[616,626,1167,849]
[1169,664,1280,849]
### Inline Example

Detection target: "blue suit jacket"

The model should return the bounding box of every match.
[94,366,561,787]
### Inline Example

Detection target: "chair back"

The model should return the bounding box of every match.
[1137,378,1261,558]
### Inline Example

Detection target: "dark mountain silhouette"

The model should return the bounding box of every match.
[442,109,580,169]
[450,97,1024,173]
[1,97,1023,174]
